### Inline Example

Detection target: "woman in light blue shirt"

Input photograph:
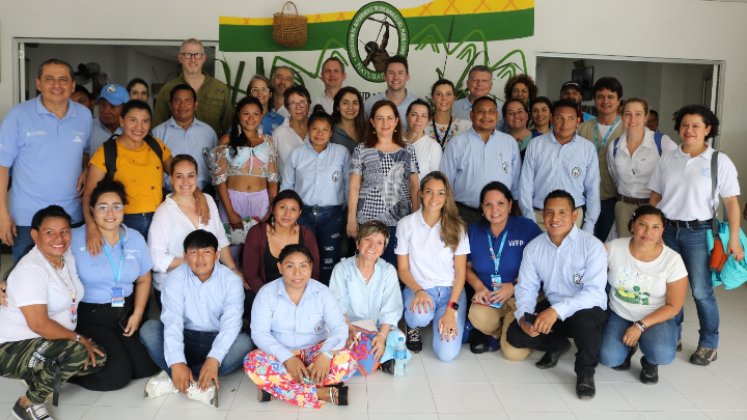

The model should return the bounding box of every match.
[282,106,351,284]
[70,179,159,391]
[245,244,356,408]
[329,220,404,375]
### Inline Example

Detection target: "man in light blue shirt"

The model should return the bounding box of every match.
[451,65,505,122]
[0,59,92,263]
[441,96,520,225]
[90,84,127,155]
[151,84,218,193]
[140,230,251,407]
[507,190,608,400]
[363,55,421,131]
[519,99,600,234]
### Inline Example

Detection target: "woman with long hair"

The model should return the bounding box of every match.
[395,171,469,361]
[330,86,367,155]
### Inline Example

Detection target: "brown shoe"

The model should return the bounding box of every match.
[690,346,717,366]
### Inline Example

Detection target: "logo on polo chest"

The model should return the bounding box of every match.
[571,167,582,179]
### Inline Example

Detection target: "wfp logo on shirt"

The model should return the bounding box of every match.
[508,240,524,247]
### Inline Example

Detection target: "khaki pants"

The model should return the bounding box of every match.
[468,297,531,361]
[533,207,584,232]
[614,200,641,238]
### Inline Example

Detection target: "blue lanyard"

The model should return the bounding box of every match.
[487,230,507,275]
[102,227,125,288]
[594,115,619,151]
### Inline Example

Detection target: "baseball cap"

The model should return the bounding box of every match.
[98,84,129,106]
[560,81,582,94]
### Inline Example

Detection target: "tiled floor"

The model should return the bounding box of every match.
[2,252,747,419]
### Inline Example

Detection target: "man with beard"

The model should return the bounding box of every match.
[559,81,594,123]
[152,39,232,137]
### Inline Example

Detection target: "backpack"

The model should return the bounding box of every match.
[103,134,164,181]
[612,131,663,158]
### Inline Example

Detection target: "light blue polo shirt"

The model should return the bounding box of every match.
[90,118,123,157]
[151,116,218,191]
[70,225,153,304]
[0,97,92,225]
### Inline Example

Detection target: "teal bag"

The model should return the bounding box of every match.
[706,220,747,290]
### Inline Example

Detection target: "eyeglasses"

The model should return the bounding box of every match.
[94,204,125,213]
[288,101,308,109]
[251,87,270,94]
[179,52,205,60]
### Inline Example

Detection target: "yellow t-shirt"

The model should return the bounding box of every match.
[90,138,172,214]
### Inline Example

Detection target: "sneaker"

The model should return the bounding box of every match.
[186,381,218,408]
[12,399,54,420]
[144,371,179,399]
[640,356,659,385]
[406,326,422,353]
[690,346,717,366]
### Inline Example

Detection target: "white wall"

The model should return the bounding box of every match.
[1,0,747,217]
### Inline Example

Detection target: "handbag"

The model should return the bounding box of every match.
[222,216,261,246]
[709,151,727,273]
[273,2,307,49]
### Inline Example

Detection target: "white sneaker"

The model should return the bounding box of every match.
[12,399,55,420]
[186,381,218,408]
[144,371,179,399]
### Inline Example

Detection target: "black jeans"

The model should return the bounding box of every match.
[71,295,160,391]
[506,299,608,377]
[594,198,617,241]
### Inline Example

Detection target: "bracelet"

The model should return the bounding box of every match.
[634,320,647,332]
[321,351,334,361]
[377,332,387,339]
[75,334,81,342]
[415,289,427,295]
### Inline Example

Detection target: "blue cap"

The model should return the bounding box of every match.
[98,84,129,106]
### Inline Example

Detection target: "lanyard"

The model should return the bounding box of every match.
[102,227,125,288]
[594,115,619,151]
[431,117,453,149]
[487,230,508,275]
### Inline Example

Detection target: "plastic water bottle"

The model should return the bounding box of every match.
[394,337,407,378]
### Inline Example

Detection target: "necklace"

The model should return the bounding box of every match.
[355,255,374,283]
[45,253,77,303]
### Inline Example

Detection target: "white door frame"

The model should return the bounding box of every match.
[13,37,219,105]
[534,52,726,148]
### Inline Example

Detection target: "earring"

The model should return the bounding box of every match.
[293,221,298,233]
[373,130,376,135]
[270,214,275,230]
[394,129,397,133]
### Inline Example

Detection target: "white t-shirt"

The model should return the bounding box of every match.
[647,145,740,221]
[410,135,443,181]
[395,209,470,289]
[0,247,84,343]
[148,194,231,290]
[312,93,334,115]
[606,237,687,322]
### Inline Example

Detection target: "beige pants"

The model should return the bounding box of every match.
[614,200,643,238]
[468,297,531,361]
[533,207,584,232]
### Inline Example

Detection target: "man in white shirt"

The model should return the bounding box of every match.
[451,65,504,121]
[363,55,421,131]
[312,58,346,114]
[272,66,296,118]
[577,77,624,242]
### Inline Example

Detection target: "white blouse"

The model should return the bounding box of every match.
[607,128,677,198]
[272,118,308,176]
[147,194,230,290]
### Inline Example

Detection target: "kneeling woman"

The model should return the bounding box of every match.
[71,180,160,391]
[329,220,405,374]
[600,206,688,384]
[0,206,105,419]
[396,172,470,361]
[245,245,357,408]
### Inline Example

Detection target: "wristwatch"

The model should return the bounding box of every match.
[447,302,459,311]
[634,320,647,332]
[75,334,81,342]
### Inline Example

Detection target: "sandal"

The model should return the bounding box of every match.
[257,388,274,402]
[329,385,348,406]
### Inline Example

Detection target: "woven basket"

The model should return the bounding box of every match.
[273,2,307,49]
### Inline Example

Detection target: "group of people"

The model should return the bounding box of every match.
[0,36,742,419]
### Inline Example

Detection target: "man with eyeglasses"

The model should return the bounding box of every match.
[440,96,521,225]
[152,39,232,138]
[363,55,421,131]
[271,66,297,118]
[452,65,504,123]
[312,58,347,114]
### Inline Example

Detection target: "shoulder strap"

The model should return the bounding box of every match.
[143,135,164,163]
[712,150,720,234]
[103,135,119,181]
[653,131,663,155]
[612,137,621,158]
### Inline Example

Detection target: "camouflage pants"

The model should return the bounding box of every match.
[0,338,106,404]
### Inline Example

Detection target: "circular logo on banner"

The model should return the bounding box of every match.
[347,2,409,82]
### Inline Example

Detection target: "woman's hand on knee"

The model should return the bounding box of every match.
[409,289,434,314]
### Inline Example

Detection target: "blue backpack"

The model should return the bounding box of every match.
[613,131,663,158]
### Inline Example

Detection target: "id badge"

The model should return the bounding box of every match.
[490,275,503,309]
[111,287,125,307]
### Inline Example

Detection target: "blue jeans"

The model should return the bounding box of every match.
[600,310,677,367]
[662,224,719,349]
[298,205,343,285]
[123,212,154,239]
[13,221,84,263]
[139,320,253,378]
[403,286,467,362]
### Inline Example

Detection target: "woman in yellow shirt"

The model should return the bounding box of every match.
[83,100,209,256]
